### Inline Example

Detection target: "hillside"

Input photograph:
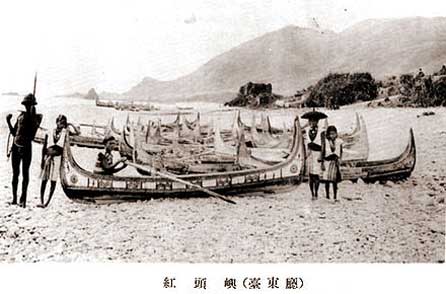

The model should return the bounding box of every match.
[332,17,446,78]
[124,17,446,102]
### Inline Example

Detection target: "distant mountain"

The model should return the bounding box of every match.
[124,17,446,102]
[331,17,446,78]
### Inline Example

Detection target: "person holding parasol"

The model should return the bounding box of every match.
[301,109,327,200]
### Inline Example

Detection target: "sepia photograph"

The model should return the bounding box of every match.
[0,1,444,289]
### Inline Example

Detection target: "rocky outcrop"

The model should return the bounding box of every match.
[225,82,280,107]
[84,88,99,100]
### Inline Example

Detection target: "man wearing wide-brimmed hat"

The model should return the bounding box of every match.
[6,93,42,207]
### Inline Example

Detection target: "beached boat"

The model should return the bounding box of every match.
[232,111,365,149]
[218,113,368,163]
[339,112,361,141]
[249,116,291,149]
[244,121,414,183]
[340,128,416,183]
[59,116,306,201]
[338,114,369,161]
[120,124,246,176]
[34,111,366,155]
[232,111,283,134]
[176,104,194,111]
[184,112,200,129]
[104,117,121,137]
[34,127,104,149]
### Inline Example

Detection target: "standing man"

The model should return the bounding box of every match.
[6,94,42,207]
[301,109,327,200]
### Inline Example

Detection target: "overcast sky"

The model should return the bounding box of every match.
[0,0,444,96]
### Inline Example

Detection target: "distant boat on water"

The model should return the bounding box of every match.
[95,96,159,112]
[176,103,194,110]
[2,92,20,96]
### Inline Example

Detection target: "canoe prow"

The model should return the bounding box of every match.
[341,128,416,183]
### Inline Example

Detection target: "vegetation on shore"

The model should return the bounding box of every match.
[372,66,446,107]
[225,65,446,109]
[305,72,378,109]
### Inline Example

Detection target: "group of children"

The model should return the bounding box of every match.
[303,110,343,202]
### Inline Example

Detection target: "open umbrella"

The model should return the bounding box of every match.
[301,108,327,120]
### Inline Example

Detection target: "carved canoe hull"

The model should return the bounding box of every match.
[60,117,306,202]
[340,128,416,183]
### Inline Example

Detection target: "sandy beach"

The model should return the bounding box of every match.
[0,96,444,262]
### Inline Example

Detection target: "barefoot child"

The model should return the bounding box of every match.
[322,125,343,201]
[38,115,80,208]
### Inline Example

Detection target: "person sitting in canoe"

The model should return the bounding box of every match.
[38,115,80,208]
[321,125,343,202]
[94,135,127,175]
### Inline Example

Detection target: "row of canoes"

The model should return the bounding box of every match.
[61,117,306,201]
[34,111,368,156]
[57,112,416,202]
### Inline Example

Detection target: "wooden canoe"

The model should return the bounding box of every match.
[34,127,104,149]
[339,114,369,161]
[257,123,414,183]
[34,112,365,153]
[340,128,416,183]
[59,117,306,201]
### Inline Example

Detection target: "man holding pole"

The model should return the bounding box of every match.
[6,77,42,207]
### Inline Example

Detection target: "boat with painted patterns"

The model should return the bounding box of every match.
[60,116,306,201]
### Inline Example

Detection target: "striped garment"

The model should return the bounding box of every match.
[321,138,342,182]
[323,160,341,182]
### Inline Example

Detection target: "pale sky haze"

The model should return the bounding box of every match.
[0,0,444,97]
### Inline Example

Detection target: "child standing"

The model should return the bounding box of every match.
[321,125,343,201]
[38,115,79,208]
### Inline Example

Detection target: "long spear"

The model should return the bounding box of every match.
[33,72,37,96]
[6,73,38,159]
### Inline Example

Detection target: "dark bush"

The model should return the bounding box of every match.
[399,74,414,89]
[432,76,446,106]
[306,72,378,108]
